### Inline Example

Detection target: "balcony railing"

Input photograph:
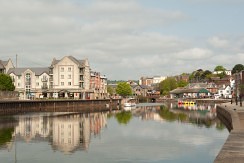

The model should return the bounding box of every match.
[41,78,48,82]
[41,86,48,90]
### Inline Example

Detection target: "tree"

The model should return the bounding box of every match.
[232,64,244,74]
[201,70,212,79]
[177,80,188,87]
[0,74,15,91]
[107,86,115,95]
[116,82,132,97]
[159,77,177,95]
[214,65,226,71]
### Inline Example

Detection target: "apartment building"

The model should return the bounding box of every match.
[49,56,92,99]
[8,68,49,99]
[90,71,107,99]
[5,56,107,100]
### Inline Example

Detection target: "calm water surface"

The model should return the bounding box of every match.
[0,103,229,163]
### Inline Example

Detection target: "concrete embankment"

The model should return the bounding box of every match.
[215,103,244,163]
[0,99,121,115]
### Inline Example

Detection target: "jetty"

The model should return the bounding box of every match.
[215,102,244,163]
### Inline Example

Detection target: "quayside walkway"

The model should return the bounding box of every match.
[215,102,244,163]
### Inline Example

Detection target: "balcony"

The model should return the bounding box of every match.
[42,86,48,90]
[41,78,48,82]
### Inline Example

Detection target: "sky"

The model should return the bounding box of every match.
[0,0,244,80]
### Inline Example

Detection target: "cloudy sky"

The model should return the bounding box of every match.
[1,0,244,80]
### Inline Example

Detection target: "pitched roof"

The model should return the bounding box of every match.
[51,56,86,67]
[7,67,49,76]
[170,88,209,94]
[0,60,8,69]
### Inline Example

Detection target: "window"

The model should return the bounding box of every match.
[68,67,72,72]
[61,67,64,72]
[18,76,21,79]
[68,74,71,79]
[80,75,83,80]
[68,82,71,86]
[36,82,39,86]
[61,75,64,79]
[61,82,64,86]
[18,83,20,87]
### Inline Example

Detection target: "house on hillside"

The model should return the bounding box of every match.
[217,85,232,99]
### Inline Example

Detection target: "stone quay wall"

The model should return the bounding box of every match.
[216,105,233,131]
[0,91,19,100]
[0,99,121,115]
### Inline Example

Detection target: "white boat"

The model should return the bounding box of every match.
[124,98,137,107]
[123,105,136,111]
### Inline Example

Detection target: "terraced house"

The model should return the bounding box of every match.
[5,56,107,100]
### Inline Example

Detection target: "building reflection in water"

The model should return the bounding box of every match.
[131,103,224,130]
[1,103,225,154]
[13,112,107,154]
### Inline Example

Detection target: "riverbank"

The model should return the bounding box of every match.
[0,99,121,115]
[215,103,244,163]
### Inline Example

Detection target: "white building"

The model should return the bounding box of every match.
[49,56,92,99]
[8,68,49,99]
[213,70,232,76]
[218,85,232,98]
[6,56,107,100]
[153,76,166,84]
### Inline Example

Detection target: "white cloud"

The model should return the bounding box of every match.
[0,0,243,79]
[208,36,229,48]
[175,48,213,60]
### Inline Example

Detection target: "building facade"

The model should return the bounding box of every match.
[49,56,92,99]
[8,68,49,99]
[90,71,107,99]
[6,56,107,100]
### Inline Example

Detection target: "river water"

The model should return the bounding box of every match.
[0,103,229,163]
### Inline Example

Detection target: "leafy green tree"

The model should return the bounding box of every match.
[116,82,132,97]
[232,64,244,74]
[217,71,227,79]
[201,70,212,79]
[0,74,15,91]
[177,80,188,87]
[214,65,226,71]
[159,77,177,95]
[107,86,115,95]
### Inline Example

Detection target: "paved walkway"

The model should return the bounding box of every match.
[215,102,244,163]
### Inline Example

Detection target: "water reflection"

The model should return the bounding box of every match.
[128,103,225,130]
[115,111,132,125]
[0,103,226,158]
[0,112,107,154]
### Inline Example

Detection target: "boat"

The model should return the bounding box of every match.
[124,98,137,107]
[178,100,196,105]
